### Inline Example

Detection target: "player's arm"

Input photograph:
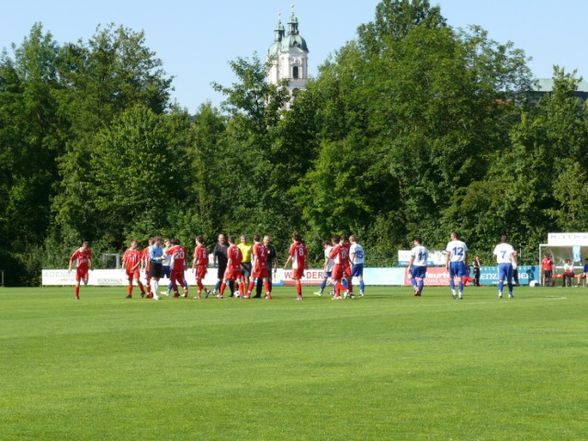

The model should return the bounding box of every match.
[68,252,75,272]
[445,251,451,269]
[408,254,415,273]
[283,251,293,269]
[88,256,92,271]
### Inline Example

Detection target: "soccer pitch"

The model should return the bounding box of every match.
[1,286,586,441]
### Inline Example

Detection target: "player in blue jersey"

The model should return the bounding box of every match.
[492,235,517,299]
[408,237,428,296]
[445,232,468,300]
[349,235,365,297]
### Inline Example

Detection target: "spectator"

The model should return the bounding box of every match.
[472,256,481,287]
[562,259,574,287]
[541,254,554,287]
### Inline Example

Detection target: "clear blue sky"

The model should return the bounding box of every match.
[1,0,587,111]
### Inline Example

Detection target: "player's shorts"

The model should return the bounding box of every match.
[332,265,343,280]
[225,266,242,280]
[544,270,553,278]
[150,262,163,279]
[162,265,171,278]
[196,265,207,280]
[449,261,467,278]
[323,270,332,279]
[241,262,252,277]
[126,269,140,280]
[170,270,185,287]
[343,265,352,278]
[76,267,89,282]
[252,264,269,279]
[351,263,364,277]
[411,265,427,279]
[291,267,304,280]
[497,263,513,282]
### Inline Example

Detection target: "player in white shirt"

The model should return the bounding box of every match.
[445,231,468,299]
[315,241,335,296]
[408,237,428,296]
[492,235,517,299]
[349,235,365,296]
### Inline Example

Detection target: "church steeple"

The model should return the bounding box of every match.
[267,3,309,104]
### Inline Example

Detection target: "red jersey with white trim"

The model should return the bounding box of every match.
[228,244,243,269]
[70,248,92,270]
[253,242,268,268]
[341,243,351,268]
[193,244,209,266]
[167,245,187,272]
[289,241,307,270]
[123,249,142,271]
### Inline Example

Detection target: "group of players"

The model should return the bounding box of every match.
[68,231,517,301]
[67,232,367,301]
[407,232,518,299]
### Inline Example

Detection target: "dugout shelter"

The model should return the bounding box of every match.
[539,233,588,275]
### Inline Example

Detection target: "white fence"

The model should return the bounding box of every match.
[42,267,406,287]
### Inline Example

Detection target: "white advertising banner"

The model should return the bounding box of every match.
[43,267,407,287]
[547,232,588,246]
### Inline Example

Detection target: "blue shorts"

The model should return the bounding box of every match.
[351,264,364,277]
[162,266,171,278]
[497,263,513,282]
[411,266,427,279]
[323,271,332,278]
[449,262,467,278]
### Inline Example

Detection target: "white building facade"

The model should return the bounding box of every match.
[267,11,309,97]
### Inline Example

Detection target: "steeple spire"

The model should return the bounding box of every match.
[288,2,299,35]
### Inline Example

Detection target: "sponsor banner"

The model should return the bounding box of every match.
[42,269,219,287]
[401,265,540,287]
[547,232,588,246]
[43,267,407,287]
[479,265,539,286]
[398,250,446,266]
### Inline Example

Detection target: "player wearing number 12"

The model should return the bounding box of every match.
[492,235,517,299]
[408,237,428,297]
[445,232,468,300]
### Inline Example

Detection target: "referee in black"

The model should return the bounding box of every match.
[213,234,231,296]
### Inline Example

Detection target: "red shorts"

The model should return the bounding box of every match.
[170,270,185,287]
[291,267,304,280]
[332,265,343,280]
[76,267,89,282]
[343,265,351,278]
[126,269,140,280]
[252,265,269,279]
[225,266,242,280]
[195,265,207,280]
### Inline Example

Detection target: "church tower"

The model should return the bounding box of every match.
[267,6,309,97]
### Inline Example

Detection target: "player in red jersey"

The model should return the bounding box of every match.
[141,238,154,298]
[166,238,188,298]
[284,232,307,301]
[329,236,345,300]
[218,236,243,299]
[340,235,354,298]
[246,234,272,300]
[122,240,146,298]
[192,235,210,299]
[68,241,92,300]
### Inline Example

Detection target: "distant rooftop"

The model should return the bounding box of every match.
[533,78,588,93]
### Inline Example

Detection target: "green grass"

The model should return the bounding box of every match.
[0,285,587,441]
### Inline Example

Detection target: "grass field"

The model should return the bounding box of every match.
[0,285,587,441]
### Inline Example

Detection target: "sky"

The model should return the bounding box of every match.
[1,0,587,111]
